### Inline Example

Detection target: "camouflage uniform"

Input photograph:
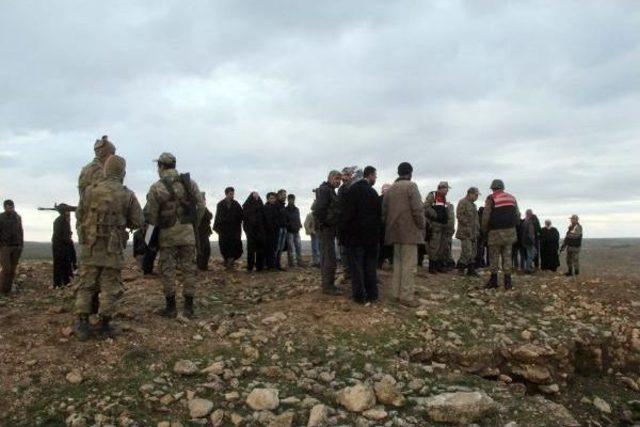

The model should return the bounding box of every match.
[74,156,142,324]
[564,221,583,275]
[481,180,520,289]
[145,155,204,306]
[425,187,450,271]
[455,196,479,267]
[443,202,455,266]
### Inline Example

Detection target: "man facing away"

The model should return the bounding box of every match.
[425,181,451,273]
[313,170,342,294]
[285,194,303,268]
[382,162,425,307]
[74,155,143,340]
[521,209,538,274]
[341,166,381,304]
[52,204,77,288]
[145,152,205,319]
[0,200,23,296]
[456,187,480,276]
[539,219,560,271]
[304,190,320,267]
[562,214,583,276]
[481,179,520,290]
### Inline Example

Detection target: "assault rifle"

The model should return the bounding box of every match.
[38,203,77,213]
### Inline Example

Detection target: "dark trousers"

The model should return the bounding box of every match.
[247,237,265,271]
[53,242,76,287]
[319,227,337,290]
[347,244,379,302]
[142,249,157,275]
[196,239,211,270]
[264,232,278,269]
[0,246,22,294]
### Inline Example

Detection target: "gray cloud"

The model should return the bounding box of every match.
[1,0,639,240]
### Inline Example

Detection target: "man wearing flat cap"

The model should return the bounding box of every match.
[425,181,452,273]
[456,187,481,276]
[145,152,205,319]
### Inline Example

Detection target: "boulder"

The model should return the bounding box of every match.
[511,364,552,384]
[246,388,280,411]
[188,398,214,418]
[336,383,377,413]
[173,359,198,376]
[425,391,497,424]
[374,375,406,407]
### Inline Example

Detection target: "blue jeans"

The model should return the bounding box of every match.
[276,228,287,268]
[287,232,302,267]
[311,234,320,266]
[524,245,537,273]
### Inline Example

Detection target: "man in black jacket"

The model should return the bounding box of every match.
[340,166,381,303]
[263,192,280,270]
[52,204,77,287]
[285,194,303,267]
[0,200,23,295]
[313,170,342,294]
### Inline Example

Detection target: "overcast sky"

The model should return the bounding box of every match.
[1,0,639,241]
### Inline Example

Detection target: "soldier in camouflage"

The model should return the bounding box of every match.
[456,187,480,276]
[74,155,143,340]
[443,201,456,269]
[145,153,205,318]
[425,181,451,273]
[481,179,520,290]
[562,214,583,276]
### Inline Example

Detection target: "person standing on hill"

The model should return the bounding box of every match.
[52,204,77,288]
[539,220,560,271]
[313,170,342,294]
[0,200,23,296]
[213,187,243,270]
[456,187,480,276]
[562,214,583,276]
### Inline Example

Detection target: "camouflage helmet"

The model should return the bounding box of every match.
[154,152,177,167]
[490,179,505,190]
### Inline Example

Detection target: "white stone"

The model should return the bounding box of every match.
[188,398,214,418]
[246,388,280,411]
[336,383,376,413]
[425,391,497,424]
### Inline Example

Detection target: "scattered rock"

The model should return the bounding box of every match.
[173,359,198,376]
[425,391,497,424]
[307,404,329,427]
[337,383,377,413]
[201,361,225,375]
[531,396,580,427]
[363,407,388,420]
[189,398,214,418]
[210,409,224,426]
[593,396,612,414]
[246,388,280,411]
[374,375,406,407]
[65,370,83,385]
[268,411,294,427]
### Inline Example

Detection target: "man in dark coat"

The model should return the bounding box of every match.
[377,184,393,268]
[52,205,77,287]
[0,200,23,295]
[263,192,280,270]
[540,219,560,271]
[341,166,381,303]
[274,189,288,271]
[213,187,243,270]
[196,194,213,270]
[285,194,303,267]
[243,192,266,272]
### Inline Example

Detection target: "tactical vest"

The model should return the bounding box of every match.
[430,191,448,224]
[158,175,194,228]
[83,183,128,253]
[565,224,583,247]
[488,190,518,230]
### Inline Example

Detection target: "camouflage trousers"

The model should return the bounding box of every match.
[428,223,448,261]
[566,246,581,272]
[75,265,122,317]
[488,229,517,274]
[159,245,196,298]
[458,239,477,266]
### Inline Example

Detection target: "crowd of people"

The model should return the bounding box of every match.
[0,136,585,341]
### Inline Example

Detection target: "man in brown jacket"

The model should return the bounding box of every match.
[382,162,426,307]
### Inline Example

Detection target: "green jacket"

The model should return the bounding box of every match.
[455,197,479,240]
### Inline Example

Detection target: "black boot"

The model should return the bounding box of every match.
[564,270,573,277]
[504,274,513,290]
[91,292,100,315]
[466,265,479,277]
[183,295,194,319]
[159,295,177,318]
[428,260,437,274]
[74,314,91,341]
[485,273,498,289]
[97,315,118,339]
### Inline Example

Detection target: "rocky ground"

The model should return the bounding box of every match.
[1,240,640,426]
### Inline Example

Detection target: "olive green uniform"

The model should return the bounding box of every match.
[565,223,583,273]
[74,176,143,316]
[145,169,204,299]
[424,192,448,263]
[443,202,455,264]
[456,197,479,266]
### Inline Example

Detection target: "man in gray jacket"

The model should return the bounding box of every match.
[382,162,426,307]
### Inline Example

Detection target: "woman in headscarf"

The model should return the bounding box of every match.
[540,219,560,271]
[242,192,267,272]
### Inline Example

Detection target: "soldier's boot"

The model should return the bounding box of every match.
[485,273,498,289]
[428,260,437,274]
[183,296,194,319]
[74,314,91,341]
[97,315,118,339]
[564,269,573,277]
[159,295,177,318]
[466,265,479,277]
[504,274,513,290]
[91,292,100,315]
